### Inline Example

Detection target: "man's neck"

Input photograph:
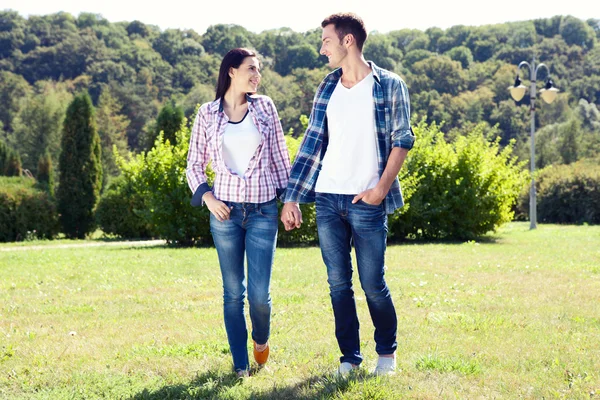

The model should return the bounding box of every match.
[339,55,371,88]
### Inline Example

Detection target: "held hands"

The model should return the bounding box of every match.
[352,187,386,206]
[203,192,232,222]
[281,202,302,231]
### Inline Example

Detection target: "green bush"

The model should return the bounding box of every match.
[277,134,318,245]
[96,176,154,239]
[113,122,213,245]
[0,177,59,242]
[526,160,600,224]
[390,121,528,240]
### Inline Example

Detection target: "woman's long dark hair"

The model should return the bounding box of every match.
[215,48,257,101]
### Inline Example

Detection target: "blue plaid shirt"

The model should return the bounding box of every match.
[282,61,415,214]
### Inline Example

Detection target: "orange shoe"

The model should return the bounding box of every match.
[253,341,269,365]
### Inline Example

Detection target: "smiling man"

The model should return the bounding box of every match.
[281,12,415,377]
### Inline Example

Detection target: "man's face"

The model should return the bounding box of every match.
[320,24,348,68]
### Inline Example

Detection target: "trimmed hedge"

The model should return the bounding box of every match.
[0,177,59,242]
[522,160,600,224]
[95,176,155,239]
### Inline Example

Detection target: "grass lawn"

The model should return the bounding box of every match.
[1,222,599,399]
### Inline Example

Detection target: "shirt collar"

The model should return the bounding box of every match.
[326,60,382,84]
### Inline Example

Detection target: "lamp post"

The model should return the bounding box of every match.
[508,58,559,230]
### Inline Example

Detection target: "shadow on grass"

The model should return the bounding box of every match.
[131,369,375,400]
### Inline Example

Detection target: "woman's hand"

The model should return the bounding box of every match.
[203,192,231,222]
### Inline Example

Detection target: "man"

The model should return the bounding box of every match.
[281,12,415,376]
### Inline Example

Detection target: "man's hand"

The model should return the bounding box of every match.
[352,186,386,206]
[203,192,231,222]
[281,202,302,231]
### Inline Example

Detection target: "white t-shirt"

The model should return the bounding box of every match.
[222,111,261,177]
[315,72,379,194]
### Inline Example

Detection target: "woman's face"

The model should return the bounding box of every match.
[230,56,261,94]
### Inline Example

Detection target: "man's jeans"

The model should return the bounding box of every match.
[209,199,278,372]
[315,193,398,365]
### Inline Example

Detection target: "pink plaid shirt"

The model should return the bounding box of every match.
[186,95,291,205]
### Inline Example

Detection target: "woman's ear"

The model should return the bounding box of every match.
[229,67,235,79]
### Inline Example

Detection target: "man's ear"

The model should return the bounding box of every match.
[344,34,353,46]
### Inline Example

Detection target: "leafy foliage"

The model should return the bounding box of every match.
[391,121,528,240]
[114,122,213,245]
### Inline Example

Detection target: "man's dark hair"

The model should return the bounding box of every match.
[321,13,367,51]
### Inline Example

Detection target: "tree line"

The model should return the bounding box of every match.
[1,10,599,182]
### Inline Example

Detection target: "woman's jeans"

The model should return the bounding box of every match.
[315,193,398,366]
[209,198,278,372]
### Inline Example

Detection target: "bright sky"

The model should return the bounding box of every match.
[3,0,599,34]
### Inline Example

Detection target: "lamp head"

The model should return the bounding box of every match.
[540,78,559,104]
[509,76,528,102]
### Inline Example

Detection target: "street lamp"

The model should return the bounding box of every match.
[508,58,559,230]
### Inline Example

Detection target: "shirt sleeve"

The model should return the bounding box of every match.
[186,105,212,206]
[391,79,416,150]
[267,99,291,199]
[282,113,318,201]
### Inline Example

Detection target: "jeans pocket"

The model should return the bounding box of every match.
[259,201,278,219]
[359,199,382,207]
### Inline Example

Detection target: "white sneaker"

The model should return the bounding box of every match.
[336,362,358,378]
[236,369,250,378]
[373,355,396,376]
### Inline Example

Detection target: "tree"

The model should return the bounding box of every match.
[275,44,320,75]
[57,93,103,238]
[560,16,595,49]
[388,29,429,53]
[9,81,71,174]
[445,46,473,69]
[558,118,582,164]
[0,139,22,177]
[150,101,184,147]
[0,71,31,134]
[37,150,54,196]
[363,34,401,71]
[0,10,26,59]
[126,20,149,37]
[411,55,464,96]
[95,88,130,176]
[201,24,254,57]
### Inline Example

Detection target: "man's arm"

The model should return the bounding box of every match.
[353,78,414,205]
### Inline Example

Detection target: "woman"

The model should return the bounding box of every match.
[186,48,291,377]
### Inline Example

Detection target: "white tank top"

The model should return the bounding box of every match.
[222,111,261,177]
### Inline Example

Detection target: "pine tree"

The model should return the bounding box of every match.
[153,102,184,147]
[0,139,22,177]
[57,93,103,239]
[5,151,22,177]
[0,140,7,175]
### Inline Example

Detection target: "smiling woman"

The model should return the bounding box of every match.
[185,48,291,377]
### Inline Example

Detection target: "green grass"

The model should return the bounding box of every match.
[1,222,599,399]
